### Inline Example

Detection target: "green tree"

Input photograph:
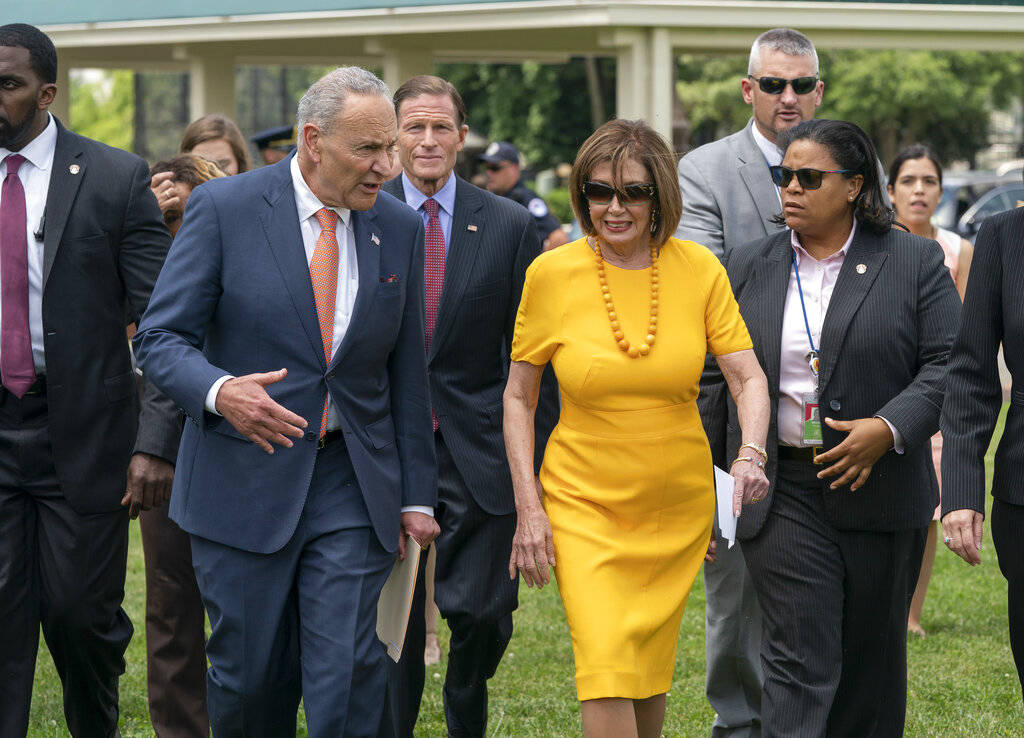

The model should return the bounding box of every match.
[437,58,616,170]
[676,50,1024,167]
[70,69,134,150]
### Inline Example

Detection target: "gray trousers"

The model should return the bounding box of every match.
[705,526,762,738]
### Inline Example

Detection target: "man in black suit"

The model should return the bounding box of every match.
[0,23,177,737]
[942,205,1024,697]
[380,75,557,738]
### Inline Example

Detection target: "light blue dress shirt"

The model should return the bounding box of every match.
[400,171,457,258]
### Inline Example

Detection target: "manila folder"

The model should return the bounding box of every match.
[376,536,422,662]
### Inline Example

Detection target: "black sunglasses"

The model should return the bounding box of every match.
[484,163,509,172]
[769,165,855,190]
[581,181,657,206]
[747,75,818,95]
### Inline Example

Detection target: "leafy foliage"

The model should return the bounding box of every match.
[69,70,134,151]
[677,50,1024,166]
[438,58,616,171]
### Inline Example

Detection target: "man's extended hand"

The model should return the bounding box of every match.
[120,452,174,519]
[215,369,308,454]
[398,511,440,560]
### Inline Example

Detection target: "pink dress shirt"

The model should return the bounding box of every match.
[778,220,902,450]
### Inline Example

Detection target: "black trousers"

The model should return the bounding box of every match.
[742,459,926,738]
[382,432,517,738]
[0,385,133,738]
[139,503,209,738]
[992,498,1024,700]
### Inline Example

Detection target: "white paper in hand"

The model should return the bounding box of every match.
[376,536,422,662]
[713,466,738,549]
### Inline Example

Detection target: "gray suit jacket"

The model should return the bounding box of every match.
[702,227,961,538]
[675,119,785,260]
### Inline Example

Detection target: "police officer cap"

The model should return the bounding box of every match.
[251,124,296,151]
[478,141,520,165]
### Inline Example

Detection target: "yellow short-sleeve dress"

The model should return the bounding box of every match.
[511,237,752,700]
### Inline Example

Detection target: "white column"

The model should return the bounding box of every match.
[52,53,72,124]
[615,32,650,122]
[648,28,674,143]
[188,51,236,120]
[381,48,434,93]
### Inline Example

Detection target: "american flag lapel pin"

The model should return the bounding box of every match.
[371,233,380,246]
[467,224,478,232]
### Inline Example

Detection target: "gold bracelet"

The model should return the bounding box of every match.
[731,455,765,470]
[739,442,768,462]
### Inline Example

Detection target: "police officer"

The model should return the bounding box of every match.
[250,124,296,166]
[479,141,568,250]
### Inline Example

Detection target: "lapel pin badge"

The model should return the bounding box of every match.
[370,233,380,246]
[467,224,478,232]
[69,164,80,175]
[855,263,867,274]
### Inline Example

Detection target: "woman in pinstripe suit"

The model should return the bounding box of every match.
[703,119,961,737]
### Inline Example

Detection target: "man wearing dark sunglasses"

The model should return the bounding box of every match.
[675,27,821,738]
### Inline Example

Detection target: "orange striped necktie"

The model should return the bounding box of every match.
[311,208,339,438]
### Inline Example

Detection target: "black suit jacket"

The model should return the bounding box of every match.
[942,206,1024,514]
[383,175,558,514]
[41,119,176,514]
[702,226,961,538]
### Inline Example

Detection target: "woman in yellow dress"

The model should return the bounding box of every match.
[503,119,771,738]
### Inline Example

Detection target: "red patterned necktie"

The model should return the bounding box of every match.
[1,154,35,398]
[311,208,339,438]
[422,198,444,430]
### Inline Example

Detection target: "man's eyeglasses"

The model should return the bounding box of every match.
[747,75,818,95]
[581,181,657,206]
[769,165,855,190]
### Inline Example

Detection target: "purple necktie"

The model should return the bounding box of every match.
[1,154,35,397]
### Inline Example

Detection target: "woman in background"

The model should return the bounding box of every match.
[888,144,973,638]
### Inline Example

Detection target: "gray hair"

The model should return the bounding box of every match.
[748,28,818,75]
[296,66,391,137]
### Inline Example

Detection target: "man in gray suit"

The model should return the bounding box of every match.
[676,28,823,738]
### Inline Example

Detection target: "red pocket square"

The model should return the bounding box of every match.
[380,274,400,283]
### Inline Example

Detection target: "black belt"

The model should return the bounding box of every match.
[0,375,46,398]
[777,444,819,463]
[317,428,344,451]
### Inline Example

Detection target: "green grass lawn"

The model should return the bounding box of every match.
[28,408,1023,736]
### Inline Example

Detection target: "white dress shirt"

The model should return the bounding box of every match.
[778,220,902,451]
[0,114,57,373]
[205,155,358,433]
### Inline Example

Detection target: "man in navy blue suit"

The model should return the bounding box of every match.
[134,67,439,738]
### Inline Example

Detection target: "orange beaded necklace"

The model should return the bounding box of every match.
[589,237,659,358]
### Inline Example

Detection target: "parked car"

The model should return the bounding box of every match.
[933,170,1018,234]
[957,182,1024,240]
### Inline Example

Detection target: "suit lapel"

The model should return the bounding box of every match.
[816,229,887,392]
[755,235,793,393]
[42,122,85,288]
[430,178,482,362]
[330,208,381,367]
[257,164,325,365]
[734,122,783,234]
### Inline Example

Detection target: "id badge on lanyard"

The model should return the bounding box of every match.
[794,252,823,449]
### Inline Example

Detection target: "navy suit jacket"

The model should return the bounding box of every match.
[134,156,436,554]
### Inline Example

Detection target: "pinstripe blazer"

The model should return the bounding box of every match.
[383,175,558,515]
[703,226,961,538]
[942,206,1024,515]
